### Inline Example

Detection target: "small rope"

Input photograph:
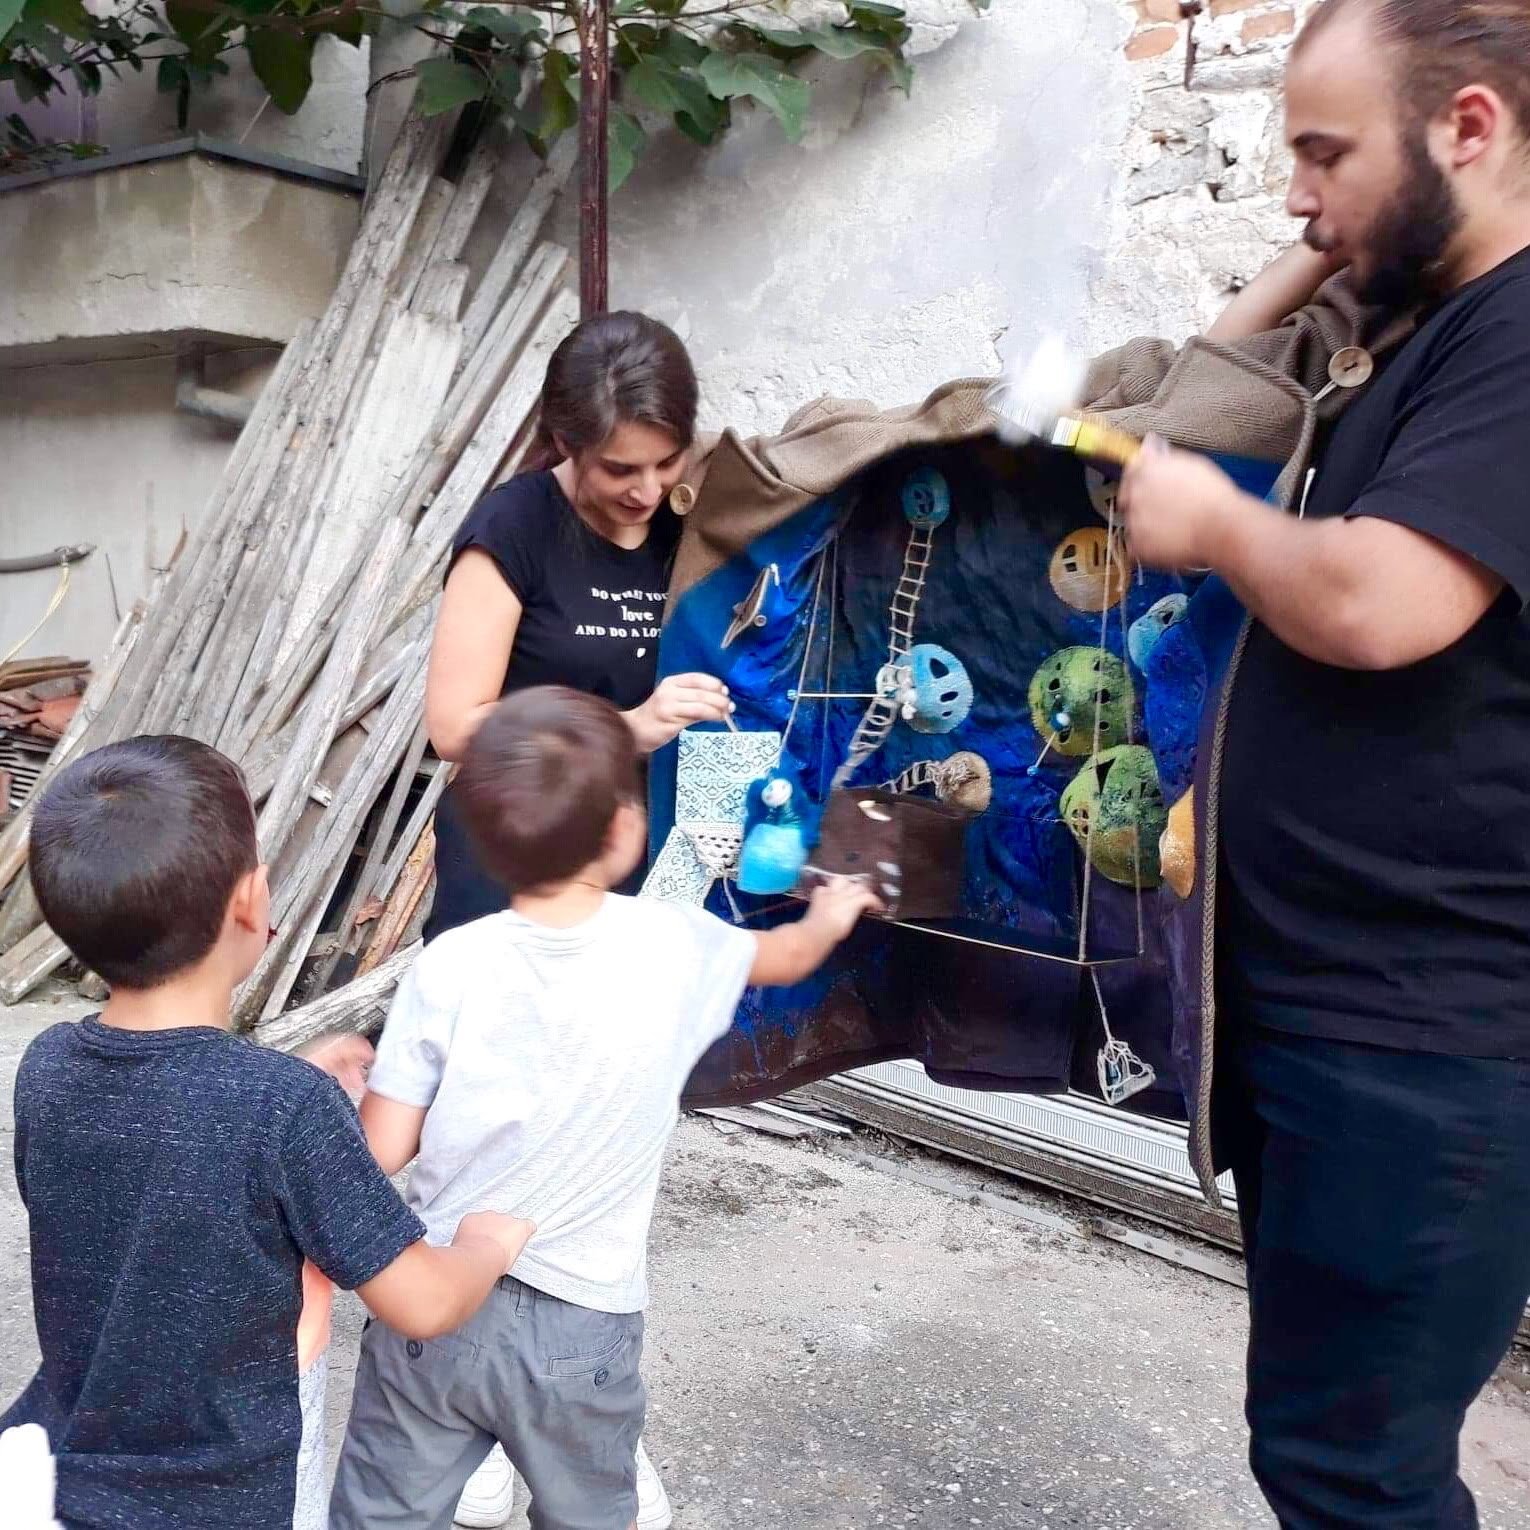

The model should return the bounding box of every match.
[0,559,72,671]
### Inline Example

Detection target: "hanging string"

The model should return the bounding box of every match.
[1074,500,1120,964]
[1118,552,1147,957]
[0,560,73,672]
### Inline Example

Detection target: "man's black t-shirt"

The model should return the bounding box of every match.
[1220,244,1530,1059]
[1,1019,424,1529]
[451,469,677,709]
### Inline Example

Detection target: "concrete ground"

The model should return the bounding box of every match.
[3,988,1528,1528]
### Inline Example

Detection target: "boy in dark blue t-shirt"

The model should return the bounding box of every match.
[1,735,533,1530]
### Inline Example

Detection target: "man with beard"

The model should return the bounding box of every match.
[1118,0,1530,1525]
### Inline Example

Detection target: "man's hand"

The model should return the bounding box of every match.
[1118,437,1248,572]
[456,1211,536,1274]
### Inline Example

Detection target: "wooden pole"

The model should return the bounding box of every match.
[578,0,611,318]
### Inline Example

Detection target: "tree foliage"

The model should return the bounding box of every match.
[1,0,934,184]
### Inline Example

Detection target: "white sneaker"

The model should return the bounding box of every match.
[635,1440,673,1530]
[454,1443,516,1528]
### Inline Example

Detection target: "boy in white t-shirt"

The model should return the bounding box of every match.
[329,685,878,1530]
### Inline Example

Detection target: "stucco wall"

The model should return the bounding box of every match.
[0,350,278,663]
[0,156,360,364]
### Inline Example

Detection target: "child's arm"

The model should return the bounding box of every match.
[749,878,882,988]
[357,1212,533,1340]
[359,1090,426,1175]
[1206,243,1347,343]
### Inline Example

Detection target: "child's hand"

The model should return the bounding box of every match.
[455,1211,536,1274]
[300,1034,375,1098]
[803,877,883,943]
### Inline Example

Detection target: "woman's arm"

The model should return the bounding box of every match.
[425,551,523,762]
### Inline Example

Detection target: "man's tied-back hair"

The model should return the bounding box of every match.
[456,687,641,893]
[30,735,259,990]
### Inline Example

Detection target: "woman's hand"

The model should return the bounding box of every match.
[625,673,733,753]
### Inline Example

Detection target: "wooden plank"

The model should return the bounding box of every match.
[390,290,577,625]
[242,621,429,805]
[238,658,427,1027]
[256,516,411,866]
[276,310,462,669]
[358,822,435,978]
[459,136,576,359]
[413,260,471,322]
[251,941,418,1054]
[371,756,450,905]
[426,133,497,268]
[392,176,456,309]
[0,917,70,1005]
[311,727,431,993]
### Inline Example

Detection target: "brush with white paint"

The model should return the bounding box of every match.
[0,1424,64,1529]
[989,334,1143,467]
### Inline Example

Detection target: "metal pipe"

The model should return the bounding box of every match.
[0,545,94,575]
[174,350,254,430]
[578,0,611,317]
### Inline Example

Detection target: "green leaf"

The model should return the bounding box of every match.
[612,0,644,13]
[413,54,487,115]
[23,0,92,42]
[846,0,911,40]
[871,49,913,93]
[654,27,703,67]
[0,0,25,44]
[313,5,365,44]
[247,27,314,114]
[163,0,209,42]
[744,22,810,51]
[623,53,710,121]
[463,4,542,44]
[538,46,577,138]
[698,50,808,141]
[608,105,644,191]
[155,53,186,94]
[615,21,659,60]
[674,92,728,146]
[489,52,520,104]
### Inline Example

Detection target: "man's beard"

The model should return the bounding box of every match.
[1307,128,1464,309]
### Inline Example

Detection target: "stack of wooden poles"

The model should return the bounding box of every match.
[0,109,579,1050]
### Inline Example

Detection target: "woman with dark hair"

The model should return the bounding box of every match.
[423,311,724,1529]
[425,310,731,944]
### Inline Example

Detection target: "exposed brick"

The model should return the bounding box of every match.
[1209,0,1260,14]
[1126,26,1178,59]
[1242,7,1295,40]
[1139,0,1183,22]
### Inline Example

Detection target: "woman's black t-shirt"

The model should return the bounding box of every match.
[453,469,677,707]
[428,471,679,937]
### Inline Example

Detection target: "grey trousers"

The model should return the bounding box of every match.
[329,1277,645,1530]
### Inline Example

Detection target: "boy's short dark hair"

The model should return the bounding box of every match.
[30,735,259,991]
[456,687,640,892]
